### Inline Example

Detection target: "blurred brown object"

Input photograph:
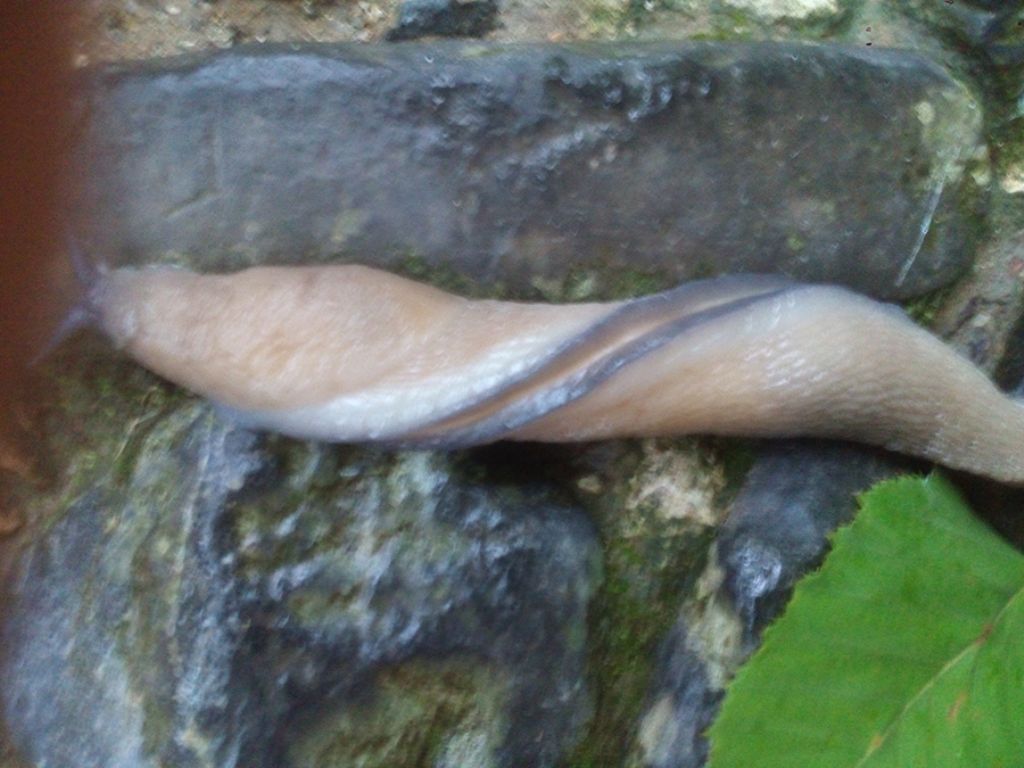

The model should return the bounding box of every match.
[0,1,75,419]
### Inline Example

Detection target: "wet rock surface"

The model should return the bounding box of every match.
[716,440,905,645]
[72,40,983,299]
[2,413,262,768]
[628,622,720,768]
[0,374,599,768]
[386,0,500,41]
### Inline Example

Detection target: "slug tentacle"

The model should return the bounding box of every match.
[90,263,1024,484]
[33,240,108,365]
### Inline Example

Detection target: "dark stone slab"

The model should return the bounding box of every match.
[71,41,984,300]
[386,0,500,41]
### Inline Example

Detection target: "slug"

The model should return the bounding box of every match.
[71,262,1024,483]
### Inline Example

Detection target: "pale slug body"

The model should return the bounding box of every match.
[89,264,1024,483]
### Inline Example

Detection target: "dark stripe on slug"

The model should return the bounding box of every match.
[394,279,799,448]
[391,274,795,445]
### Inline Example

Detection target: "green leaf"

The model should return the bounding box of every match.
[708,474,1024,768]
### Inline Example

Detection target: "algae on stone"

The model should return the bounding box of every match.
[561,439,727,768]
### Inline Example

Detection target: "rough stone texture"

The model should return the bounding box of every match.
[628,623,719,768]
[897,0,1022,147]
[716,440,905,645]
[0,354,599,768]
[988,7,1023,78]
[625,440,904,768]
[386,0,500,41]
[985,5,1024,177]
[935,221,1024,373]
[719,0,841,24]
[2,411,262,768]
[943,186,1024,556]
[560,439,727,768]
[70,0,399,63]
[71,40,983,300]
[901,0,1023,50]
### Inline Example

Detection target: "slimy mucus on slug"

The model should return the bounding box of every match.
[60,261,1024,484]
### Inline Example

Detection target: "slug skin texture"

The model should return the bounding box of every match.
[95,264,1024,483]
